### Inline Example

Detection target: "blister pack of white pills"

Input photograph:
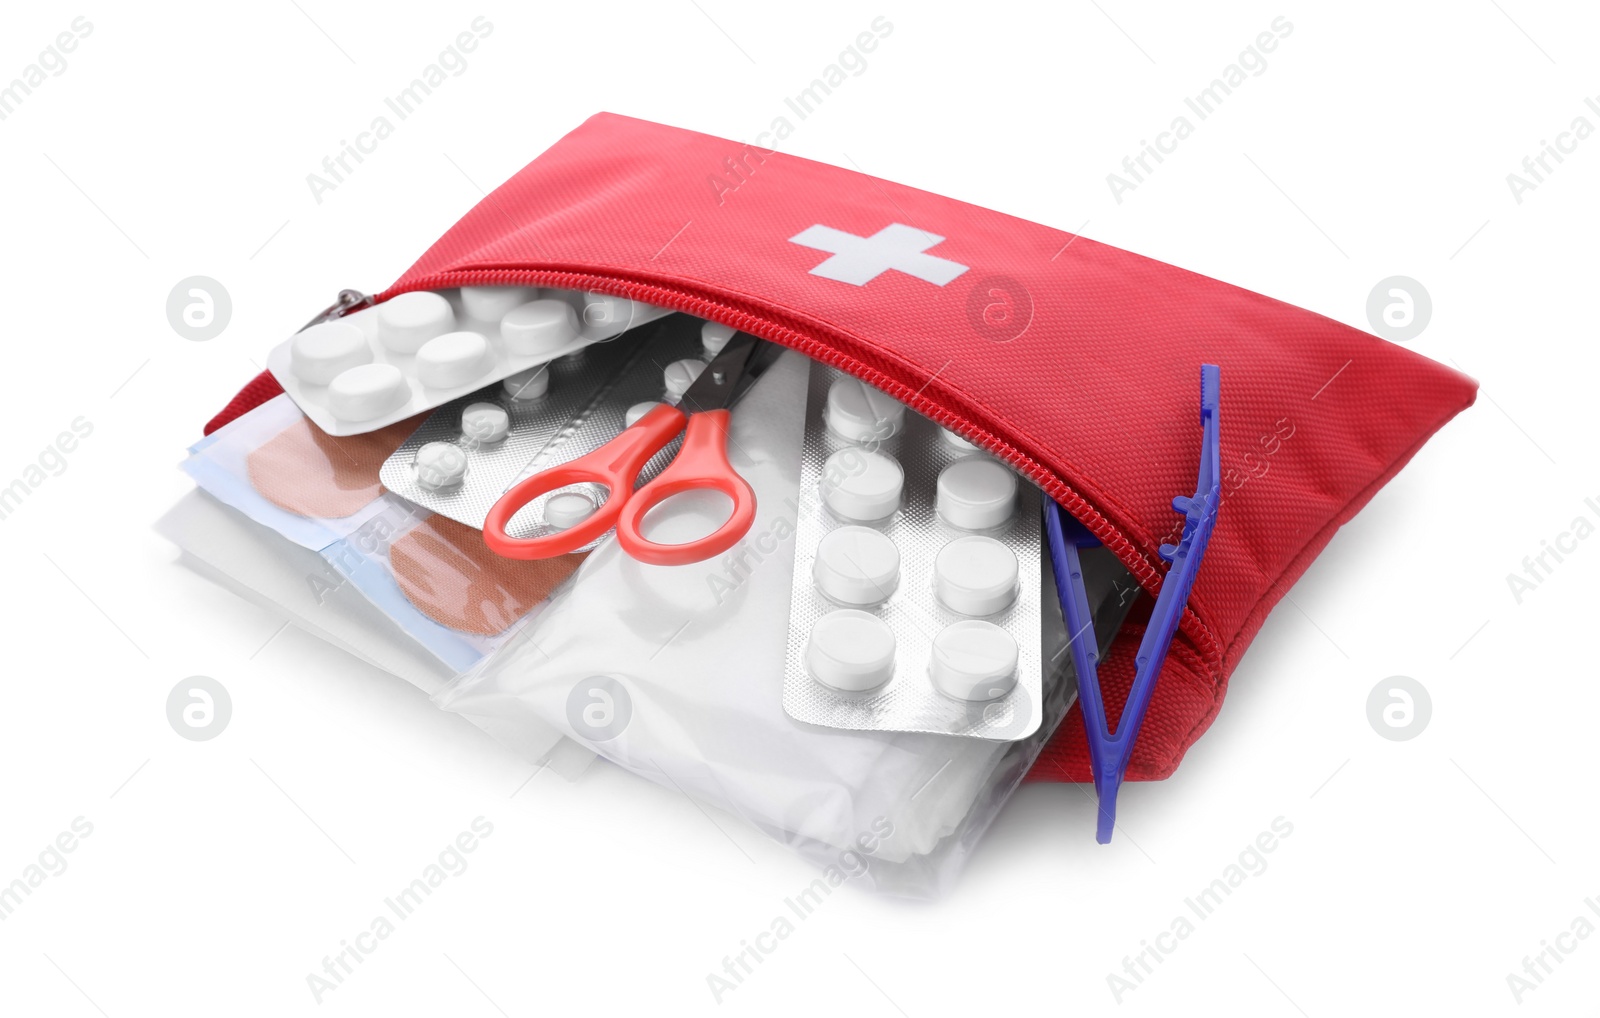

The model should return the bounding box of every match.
[378,314,750,539]
[782,367,1045,741]
[268,285,672,436]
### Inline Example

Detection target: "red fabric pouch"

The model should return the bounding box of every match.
[208,112,1476,784]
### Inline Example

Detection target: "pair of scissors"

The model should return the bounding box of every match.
[482,332,773,567]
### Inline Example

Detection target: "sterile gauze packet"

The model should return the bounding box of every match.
[155,489,595,777]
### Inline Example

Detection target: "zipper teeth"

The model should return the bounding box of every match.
[373,269,1221,664]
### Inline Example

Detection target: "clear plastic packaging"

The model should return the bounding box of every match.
[320,495,587,672]
[181,394,409,552]
[155,488,596,777]
[431,350,1138,896]
[179,392,584,672]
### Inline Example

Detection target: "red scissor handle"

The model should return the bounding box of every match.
[483,403,687,560]
[616,409,757,566]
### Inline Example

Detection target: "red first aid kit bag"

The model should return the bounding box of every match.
[207,113,1476,786]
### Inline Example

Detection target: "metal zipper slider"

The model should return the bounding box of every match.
[299,288,374,331]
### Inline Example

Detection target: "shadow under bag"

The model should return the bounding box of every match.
[206,112,1477,787]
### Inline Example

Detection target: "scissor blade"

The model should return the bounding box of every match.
[678,332,762,413]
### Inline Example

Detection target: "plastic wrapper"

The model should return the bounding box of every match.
[155,488,595,776]
[321,495,585,672]
[181,393,409,551]
[179,391,584,671]
[432,349,1136,895]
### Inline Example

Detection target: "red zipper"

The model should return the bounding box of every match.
[362,268,1221,665]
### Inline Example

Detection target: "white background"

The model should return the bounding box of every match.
[1,1,1595,1014]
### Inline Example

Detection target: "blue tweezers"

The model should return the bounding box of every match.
[1045,365,1221,843]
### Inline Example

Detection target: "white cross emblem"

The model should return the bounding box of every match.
[788,223,969,287]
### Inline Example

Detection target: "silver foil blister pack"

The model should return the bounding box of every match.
[781,365,1045,741]
[268,285,674,437]
[378,314,727,543]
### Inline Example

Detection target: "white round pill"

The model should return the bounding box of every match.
[290,320,371,385]
[826,377,905,443]
[626,401,663,427]
[415,331,490,389]
[930,620,1019,701]
[461,402,510,444]
[805,609,896,692]
[377,291,454,354]
[501,299,580,356]
[936,458,1017,530]
[941,427,979,452]
[933,535,1019,616]
[460,285,538,321]
[415,441,468,490]
[702,320,737,356]
[581,291,637,332]
[813,526,900,607]
[820,448,903,522]
[663,358,705,398]
[544,491,596,531]
[501,365,550,401]
[327,363,409,422]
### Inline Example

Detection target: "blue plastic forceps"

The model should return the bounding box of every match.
[1046,364,1221,843]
